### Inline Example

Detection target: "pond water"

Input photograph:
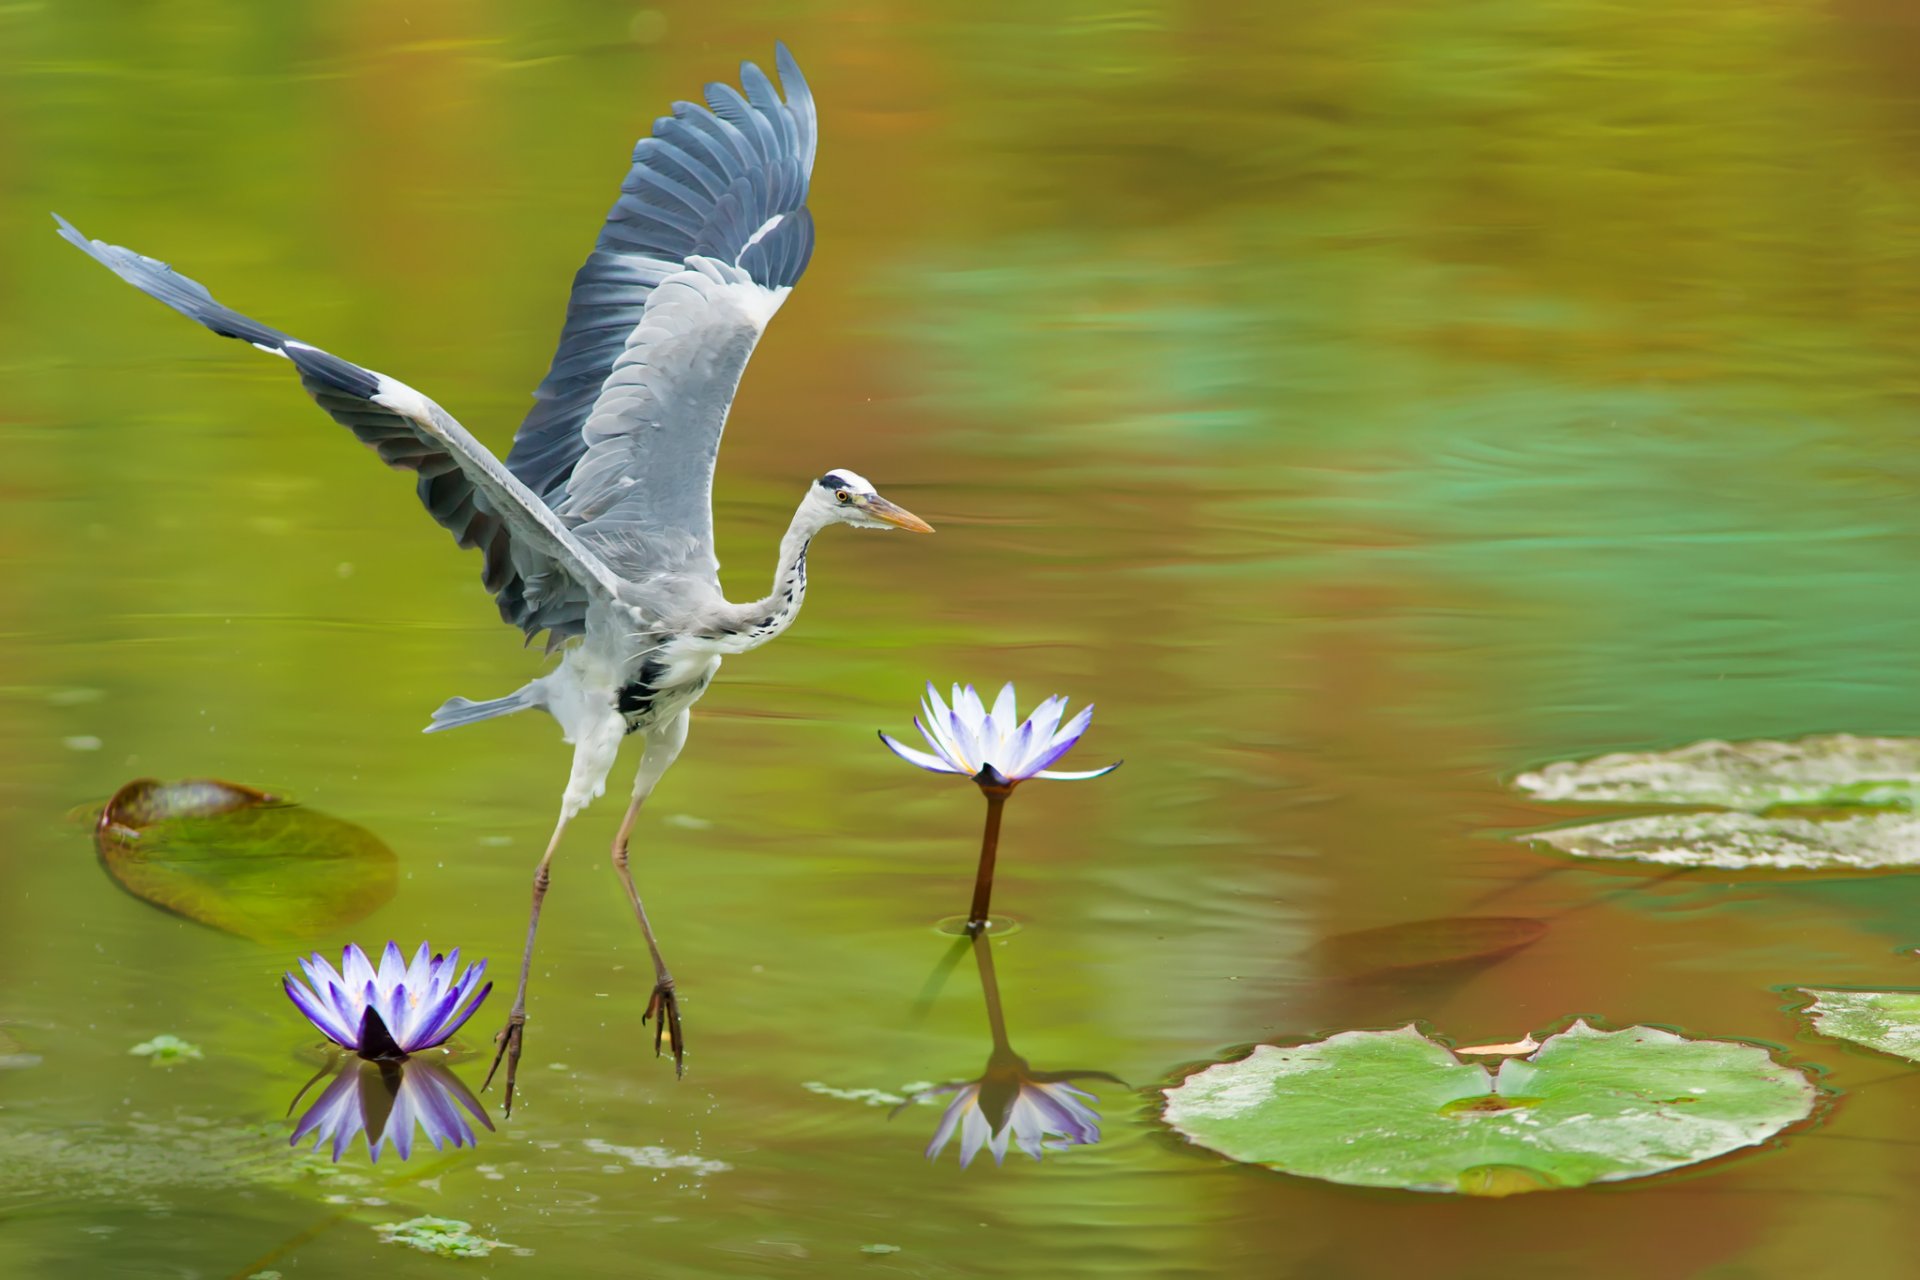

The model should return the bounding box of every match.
[9,1,1920,1276]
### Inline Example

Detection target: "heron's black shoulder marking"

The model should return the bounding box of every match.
[617,654,671,727]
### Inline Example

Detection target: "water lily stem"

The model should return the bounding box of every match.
[972,930,1013,1052]
[966,787,1010,933]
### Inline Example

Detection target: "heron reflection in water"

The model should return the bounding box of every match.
[904,932,1122,1168]
[58,41,933,1109]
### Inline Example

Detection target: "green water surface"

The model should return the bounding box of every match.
[8,1,1920,1276]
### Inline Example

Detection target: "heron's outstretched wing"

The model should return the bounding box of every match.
[55,215,625,643]
[504,43,817,588]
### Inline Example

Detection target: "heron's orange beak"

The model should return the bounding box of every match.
[865,495,934,533]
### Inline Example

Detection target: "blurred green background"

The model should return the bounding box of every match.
[9,1,1920,1276]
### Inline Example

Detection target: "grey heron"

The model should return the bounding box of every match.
[56,42,933,1109]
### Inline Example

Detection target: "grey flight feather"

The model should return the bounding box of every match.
[52,42,818,649]
[504,43,818,591]
[52,213,623,643]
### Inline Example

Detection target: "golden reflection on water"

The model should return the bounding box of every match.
[8,1,1920,1276]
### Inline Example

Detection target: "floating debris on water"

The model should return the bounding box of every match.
[373,1216,516,1258]
[582,1137,729,1177]
[129,1034,202,1066]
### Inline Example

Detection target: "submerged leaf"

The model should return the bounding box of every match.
[1524,810,1920,872]
[1309,916,1547,981]
[1799,988,1920,1062]
[1162,1022,1815,1194]
[1513,735,1920,811]
[94,779,397,943]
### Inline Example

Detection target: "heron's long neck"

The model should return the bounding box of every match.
[714,503,825,652]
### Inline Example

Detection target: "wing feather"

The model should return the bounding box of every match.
[503,44,817,586]
[55,215,621,644]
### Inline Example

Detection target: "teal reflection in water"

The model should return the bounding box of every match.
[11,1,1920,1276]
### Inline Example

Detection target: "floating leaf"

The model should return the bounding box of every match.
[1310,916,1547,981]
[1525,810,1920,872]
[1162,1022,1815,1195]
[129,1034,202,1066]
[1513,735,1920,811]
[373,1216,513,1258]
[1799,988,1920,1062]
[94,779,398,942]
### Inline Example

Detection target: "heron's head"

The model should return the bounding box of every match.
[812,469,934,533]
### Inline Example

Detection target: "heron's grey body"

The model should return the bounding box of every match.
[57,43,931,1104]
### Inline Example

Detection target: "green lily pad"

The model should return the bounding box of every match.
[1524,810,1920,872]
[1513,735,1920,811]
[1162,1022,1815,1195]
[1799,988,1920,1062]
[94,778,398,943]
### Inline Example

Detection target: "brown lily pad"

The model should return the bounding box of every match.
[94,778,397,943]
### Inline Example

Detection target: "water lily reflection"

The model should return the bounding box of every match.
[289,1055,493,1162]
[906,932,1120,1168]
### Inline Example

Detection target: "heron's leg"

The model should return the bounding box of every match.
[484,713,624,1116]
[482,811,565,1115]
[611,709,690,1075]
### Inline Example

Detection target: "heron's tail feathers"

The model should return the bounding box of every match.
[424,688,541,733]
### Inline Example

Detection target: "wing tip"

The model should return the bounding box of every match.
[51,211,91,252]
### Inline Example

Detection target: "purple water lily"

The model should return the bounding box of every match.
[284,942,491,1060]
[880,683,1119,931]
[290,1057,493,1162]
[880,682,1119,785]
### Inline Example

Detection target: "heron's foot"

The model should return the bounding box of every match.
[483,1014,527,1116]
[643,979,685,1077]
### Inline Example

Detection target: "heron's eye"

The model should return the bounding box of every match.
[835,490,852,504]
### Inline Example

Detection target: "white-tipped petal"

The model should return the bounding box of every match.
[1035,763,1122,781]
[881,731,965,774]
[955,685,988,734]
[990,683,1017,732]
[917,708,969,770]
[884,683,1114,785]
[1024,705,1095,775]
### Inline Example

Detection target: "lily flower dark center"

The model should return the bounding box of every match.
[972,763,1014,793]
[356,1005,408,1062]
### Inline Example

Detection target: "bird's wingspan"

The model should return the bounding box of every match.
[503,43,818,589]
[54,214,626,644]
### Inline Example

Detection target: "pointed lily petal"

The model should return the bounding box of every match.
[1035,762,1122,781]
[1023,706,1095,775]
[880,731,965,774]
[990,683,1017,732]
